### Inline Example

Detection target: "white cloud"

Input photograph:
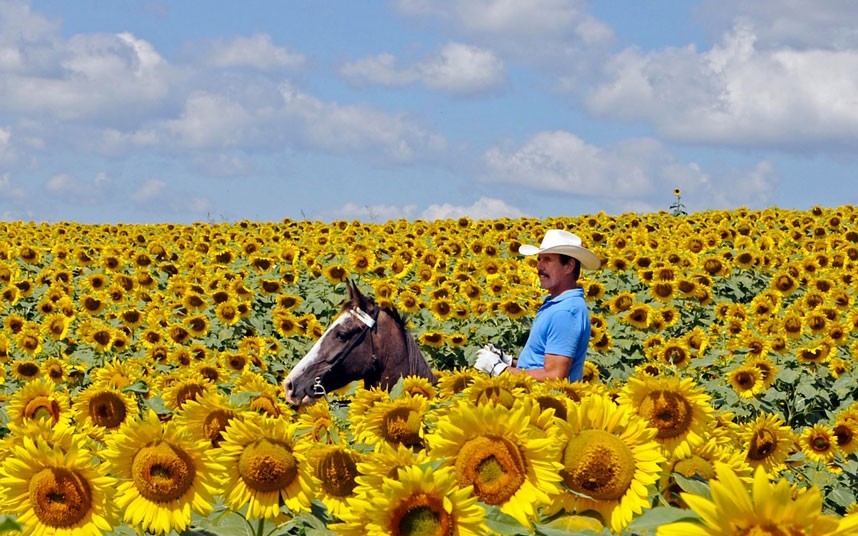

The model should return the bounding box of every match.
[482,130,777,212]
[587,21,858,149]
[203,33,305,71]
[331,196,525,222]
[341,42,505,95]
[131,178,211,217]
[0,172,27,200]
[393,0,613,69]
[44,172,112,204]
[278,83,447,162]
[699,0,858,50]
[421,196,527,220]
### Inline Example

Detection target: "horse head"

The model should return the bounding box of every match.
[283,279,434,406]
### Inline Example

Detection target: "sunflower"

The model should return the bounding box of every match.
[0,434,117,536]
[295,398,339,444]
[72,382,139,439]
[232,372,292,419]
[461,374,527,409]
[174,390,239,448]
[832,417,858,456]
[552,394,665,532]
[42,312,71,341]
[799,423,838,464]
[435,367,478,397]
[11,358,42,381]
[659,437,752,508]
[92,358,144,390]
[656,462,842,536]
[742,412,795,473]
[606,291,635,314]
[335,464,487,536]
[618,375,715,458]
[400,375,438,400]
[426,399,563,528]
[352,441,432,495]
[727,365,765,398]
[418,330,445,348]
[101,409,225,535]
[308,443,364,520]
[624,304,653,330]
[6,377,72,429]
[357,393,429,449]
[161,375,215,412]
[219,413,314,521]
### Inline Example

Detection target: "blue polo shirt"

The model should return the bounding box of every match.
[516,287,591,382]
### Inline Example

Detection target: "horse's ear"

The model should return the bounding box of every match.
[346,279,364,306]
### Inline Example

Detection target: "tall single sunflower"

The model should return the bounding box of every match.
[219,413,314,521]
[0,435,117,536]
[553,394,666,532]
[426,399,563,528]
[101,409,225,534]
[656,462,842,536]
[618,375,716,458]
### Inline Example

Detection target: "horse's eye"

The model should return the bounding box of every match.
[335,331,349,341]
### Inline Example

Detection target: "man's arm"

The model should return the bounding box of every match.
[504,353,571,380]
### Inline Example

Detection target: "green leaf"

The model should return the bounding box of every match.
[672,473,712,500]
[483,505,530,535]
[626,505,700,532]
[0,516,23,534]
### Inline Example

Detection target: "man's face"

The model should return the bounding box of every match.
[536,253,573,295]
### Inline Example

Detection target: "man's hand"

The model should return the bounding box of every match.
[474,345,509,376]
[486,344,512,366]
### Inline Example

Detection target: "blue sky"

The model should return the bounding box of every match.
[1,0,856,224]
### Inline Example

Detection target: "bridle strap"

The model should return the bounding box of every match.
[323,306,379,366]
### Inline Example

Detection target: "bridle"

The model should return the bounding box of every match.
[312,305,379,398]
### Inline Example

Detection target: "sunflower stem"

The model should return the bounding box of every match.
[255,518,265,536]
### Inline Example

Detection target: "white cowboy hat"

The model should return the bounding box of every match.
[518,229,601,270]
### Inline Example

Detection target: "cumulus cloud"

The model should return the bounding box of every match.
[482,130,776,212]
[131,178,211,217]
[340,42,505,95]
[392,0,612,71]
[587,21,858,149]
[200,33,305,71]
[0,172,27,200]
[421,196,527,220]
[331,196,525,222]
[44,172,113,205]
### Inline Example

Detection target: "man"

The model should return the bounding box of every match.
[474,229,600,382]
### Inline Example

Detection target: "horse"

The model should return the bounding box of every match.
[282,279,437,406]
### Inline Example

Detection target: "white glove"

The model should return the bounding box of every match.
[474,345,509,376]
[486,344,512,366]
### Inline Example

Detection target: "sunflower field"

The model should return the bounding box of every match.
[1,204,858,536]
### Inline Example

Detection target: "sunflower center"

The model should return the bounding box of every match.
[561,429,636,501]
[175,383,205,409]
[239,439,298,493]
[382,407,423,448]
[391,492,452,536]
[251,395,281,418]
[317,449,359,497]
[639,390,693,439]
[131,441,196,503]
[28,467,92,528]
[748,430,776,461]
[203,409,235,447]
[24,395,61,424]
[89,391,127,429]
[455,435,525,505]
